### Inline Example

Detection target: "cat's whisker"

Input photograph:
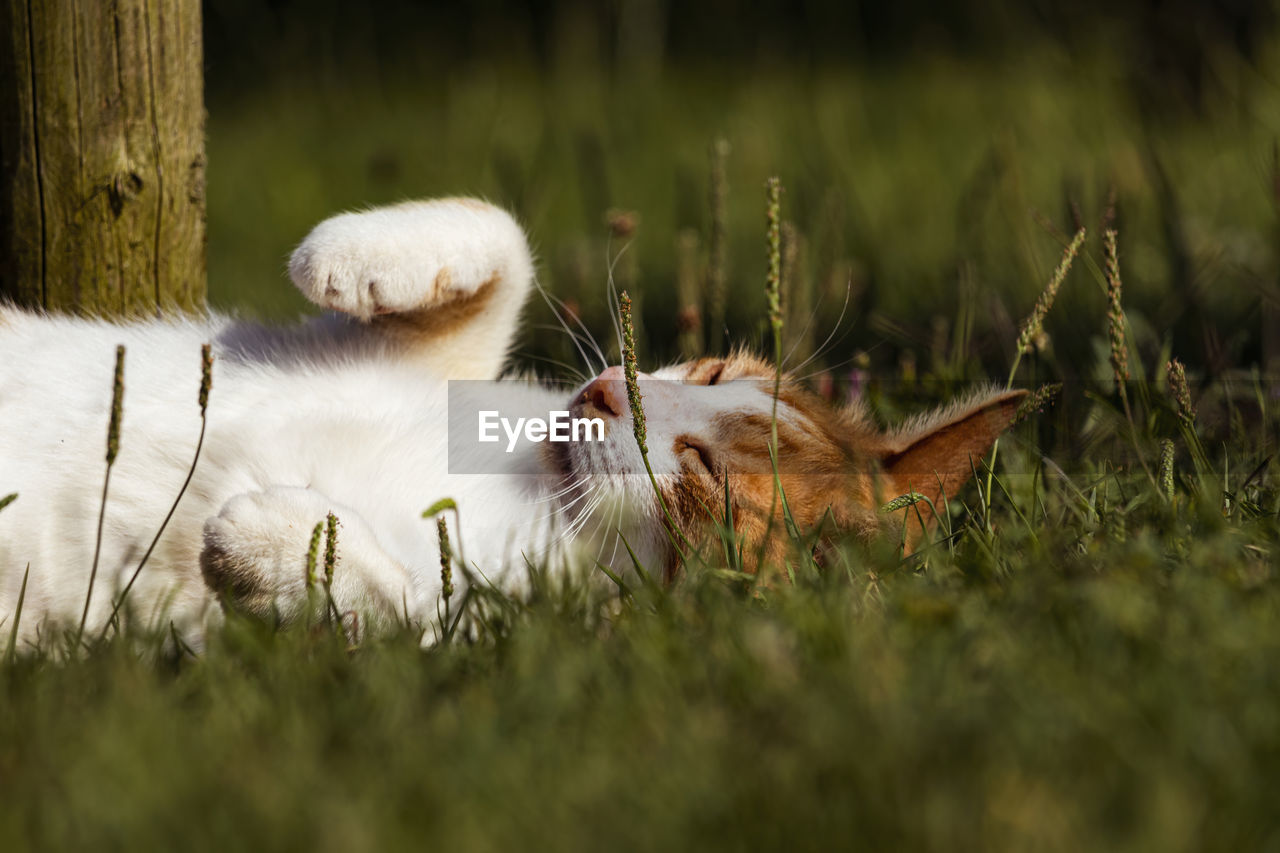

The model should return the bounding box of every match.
[552,500,599,551]
[545,475,590,501]
[519,501,575,563]
[603,242,627,357]
[519,349,593,386]
[562,488,609,540]
[588,497,618,565]
[555,480,602,517]
[533,283,607,375]
[597,499,626,570]
[529,476,591,506]
[785,283,854,376]
[534,284,609,374]
[571,493,608,534]
[781,286,840,369]
[525,322,601,360]
[794,353,859,385]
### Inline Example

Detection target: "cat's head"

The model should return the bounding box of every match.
[550,352,1026,577]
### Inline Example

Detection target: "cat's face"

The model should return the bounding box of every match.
[551,352,1025,576]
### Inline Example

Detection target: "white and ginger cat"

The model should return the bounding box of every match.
[0,197,1024,648]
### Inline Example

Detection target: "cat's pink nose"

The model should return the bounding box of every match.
[579,366,629,418]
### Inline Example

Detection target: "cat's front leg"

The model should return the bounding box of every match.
[288,198,534,379]
[200,487,423,634]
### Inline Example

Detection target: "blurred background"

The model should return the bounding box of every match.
[202,0,1280,394]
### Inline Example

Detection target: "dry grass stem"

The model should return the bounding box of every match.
[1103,229,1129,387]
[1015,227,1086,359]
[706,138,730,351]
[1167,359,1195,428]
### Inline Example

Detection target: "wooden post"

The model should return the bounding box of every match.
[0,0,205,316]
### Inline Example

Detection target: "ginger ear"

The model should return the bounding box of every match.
[879,389,1028,521]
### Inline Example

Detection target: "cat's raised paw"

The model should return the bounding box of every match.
[288,198,530,321]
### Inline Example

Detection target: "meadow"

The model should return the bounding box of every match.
[3,31,1280,851]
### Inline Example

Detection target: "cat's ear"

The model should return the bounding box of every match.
[877,388,1028,524]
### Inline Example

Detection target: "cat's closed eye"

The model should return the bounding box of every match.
[677,438,717,474]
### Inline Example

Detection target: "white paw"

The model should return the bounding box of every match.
[201,487,415,626]
[288,198,529,320]
[201,488,335,596]
[209,487,330,547]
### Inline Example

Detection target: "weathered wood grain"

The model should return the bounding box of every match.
[0,0,205,316]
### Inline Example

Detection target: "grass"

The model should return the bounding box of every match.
[4,41,1280,850]
[3,498,1280,850]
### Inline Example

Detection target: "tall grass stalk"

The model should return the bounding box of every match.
[102,344,214,640]
[1104,230,1129,390]
[306,522,324,589]
[762,177,799,560]
[1167,358,1209,473]
[675,229,703,358]
[324,513,338,586]
[305,520,325,627]
[765,177,784,418]
[78,345,126,648]
[5,564,29,665]
[1167,358,1195,429]
[437,515,454,629]
[322,512,344,630]
[422,498,468,642]
[985,228,1085,518]
[1102,231,1155,487]
[1011,228,1086,381]
[422,497,466,572]
[880,492,928,556]
[780,222,811,367]
[1159,439,1177,503]
[706,138,730,352]
[619,291,693,565]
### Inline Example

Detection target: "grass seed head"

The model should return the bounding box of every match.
[765,177,783,338]
[324,512,339,585]
[199,343,214,415]
[881,492,927,514]
[306,521,324,589]
[1166,358,1195,428]
[107,345,126,464]
[1016,228,1085,356]
[1012,383,1062,426]
[1103,229,1129,386]
[619,291,648,456]
[1159,439,1176,501]
[437,516,455,601]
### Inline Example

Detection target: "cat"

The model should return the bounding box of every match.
[0,197,1024,649]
